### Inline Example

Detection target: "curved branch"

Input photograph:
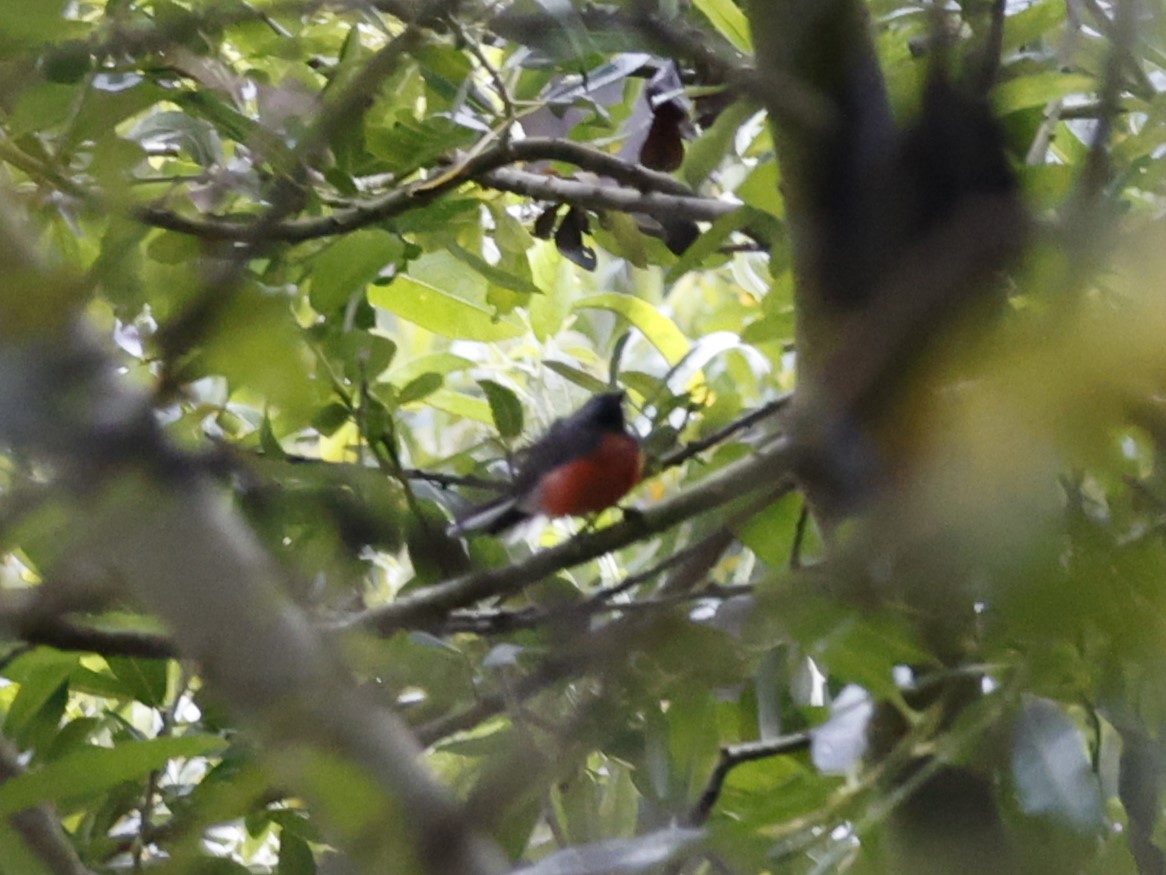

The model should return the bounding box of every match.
[10,616,177,660]
[132,137,721,242]
[0,733,95,875]
[687,734,812,827]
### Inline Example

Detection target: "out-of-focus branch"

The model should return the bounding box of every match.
[0,197,509,875]
[5,614,177,660]
[0,733,95,875]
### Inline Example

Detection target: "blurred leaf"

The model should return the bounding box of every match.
[366,113,477,176]
[0,735,228,816]
[993,73,1095,114]
[682,98,752,190]
[448,242,541,298]
[370,275,524,341]
[544,361,611,395]
[277,830,317,875]
[398,372,443,406]
[575,294,691,365]
[1011,697,1105,833]
[1002,0,1066,53]
[736,161,783,218]
[515,826,704,875]
[3,652,77,745]
[477,379,524,439]
[693,0,752,51]
[311,230,403,313]
[106,656,169,708]
[0,0,69,50]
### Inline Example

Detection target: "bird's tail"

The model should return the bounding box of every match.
[446,498,527,537]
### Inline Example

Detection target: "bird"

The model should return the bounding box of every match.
[448,391,643,536]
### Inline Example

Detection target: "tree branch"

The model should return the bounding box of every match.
[477,167,740,225]
[687,734,812,827]
[0,733,95,875]
[132,137,723,243]
[0,198,509,875]
[336,436,796,636]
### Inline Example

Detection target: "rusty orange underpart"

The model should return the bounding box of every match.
[534,433,643,517]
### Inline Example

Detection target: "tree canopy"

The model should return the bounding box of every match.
[2,1,1166,873]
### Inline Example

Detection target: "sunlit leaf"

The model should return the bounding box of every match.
[370,275,525,341]
[574,294,691,365]
[693,0,752,51]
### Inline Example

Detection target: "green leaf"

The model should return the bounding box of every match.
[736,161,783,218]
[993,73,1096,114]
[693,0,751,51]
[370,275,524,341]
[312,401,351,436]
[543,361,611,395]
[366,113,477,176]
[0,735,228,816]
[3,653,76,740]
[385,352,474,387]
[682,97,753,191]
[666,208,762,283]
[424,389,493,424]
[311,230,402,313]
[1002,0,1067,53]
[575,294,691,366]
[448,242,541,297]
[277,830,317,875]
[478,379,524,439]
[735,492,800,568]
[398,372,443,406]
[0,0,69,50]
[105,656,169,708]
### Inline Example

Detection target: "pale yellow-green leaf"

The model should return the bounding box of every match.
[993,73,1095,114]
[423,388,493,424]
[693,0,751,51]
[574,294,691,365]
[370,275,524,341]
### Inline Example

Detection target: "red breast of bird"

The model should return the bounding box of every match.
[449,392,643,536]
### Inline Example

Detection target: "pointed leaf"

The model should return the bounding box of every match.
[574,294,691,365]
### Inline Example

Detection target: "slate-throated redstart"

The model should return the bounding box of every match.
[448,391,643,536]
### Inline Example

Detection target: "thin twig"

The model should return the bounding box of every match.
[688,734,812,827]
[658,393,792,470]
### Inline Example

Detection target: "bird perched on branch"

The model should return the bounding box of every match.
[448,391,643,537]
